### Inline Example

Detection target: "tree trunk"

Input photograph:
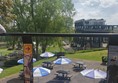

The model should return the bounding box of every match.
[42,45,46,53]
[12,37,16,49]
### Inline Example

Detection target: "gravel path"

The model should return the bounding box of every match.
[0,59,107,83]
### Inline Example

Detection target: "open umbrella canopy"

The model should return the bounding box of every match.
[0,24,6,33]
[53,57,72,65]
[17,58,36,64]
[80,69,106,79]
[33,67,51,77]
[0,68,3,73]
[40,52,55,58]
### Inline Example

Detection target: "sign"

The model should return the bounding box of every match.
[24,44,32,55]
[22,36,33,83]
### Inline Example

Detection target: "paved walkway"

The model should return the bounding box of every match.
[0,59,107,83]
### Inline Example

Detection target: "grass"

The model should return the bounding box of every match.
[46,45,65,53]
[67,49,107,61]
[0,65,23,78]
[0,48,13,56]
[0,48,108,79]
[0,57,56,79]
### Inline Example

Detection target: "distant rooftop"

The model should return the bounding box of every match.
[75,19,106,25]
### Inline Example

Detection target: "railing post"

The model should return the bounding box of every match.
[22,36,33,83]
[107,36,118,83]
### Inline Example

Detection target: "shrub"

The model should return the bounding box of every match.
[4,59,19,67]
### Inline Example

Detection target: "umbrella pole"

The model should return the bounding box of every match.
[38,77,40,83]
[93,79,95,83]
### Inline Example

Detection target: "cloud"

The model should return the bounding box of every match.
[72,0,118,24]
[106,13,118,25]
[73,0,118,8]
[73,10,103,22]
[99,0,118,8]
[80,0,100,7]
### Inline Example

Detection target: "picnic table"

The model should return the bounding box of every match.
[55,70,72,80]
[42,61,54,69]
[73,61,86,71]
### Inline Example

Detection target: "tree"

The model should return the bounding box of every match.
[34,0,75,53]
[0,0,16,29]
[0,0,17,49]
[12,0,75,59]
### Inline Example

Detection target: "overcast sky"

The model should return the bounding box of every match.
[72,0,118,25]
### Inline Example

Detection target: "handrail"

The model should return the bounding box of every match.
[0,33,118,37]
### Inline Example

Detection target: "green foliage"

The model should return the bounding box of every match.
[0,0,16,28]
[10,0,75,56]
[46,45,65,53]
[0,48,13,56]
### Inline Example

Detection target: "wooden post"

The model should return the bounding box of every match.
[22,36,33,83]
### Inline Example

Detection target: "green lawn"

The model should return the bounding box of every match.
[0,48,13,56]
[0,48,107,79]
[67,49,107,61]
[0,57,56,79]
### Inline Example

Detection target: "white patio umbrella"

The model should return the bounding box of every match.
[80,69,106,79]
[0,68,3,73]
[40,52,55,58]
[53,57,72,70]
[0,24,6,33]
[17,58,36,64]
[53,57,72,65]
[80,69,106,83]
[33,67,51,77]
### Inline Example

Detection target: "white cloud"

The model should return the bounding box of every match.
[80,0,100,7]
[72,0,118,24]
[75,0,118,8]
[88,11,103,18]
[106,13,118,25]
[99,0,118,8]
[73,10,103,22]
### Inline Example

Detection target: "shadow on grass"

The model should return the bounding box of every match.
[77,48,106,53]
